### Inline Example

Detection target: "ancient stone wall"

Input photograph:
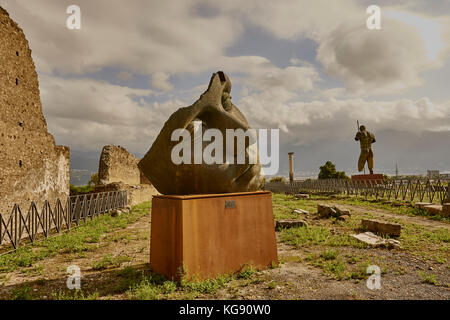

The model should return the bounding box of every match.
[94,182,159,207]
[98,145,142,185]
[0,7,70,216]
[97,145,157,205]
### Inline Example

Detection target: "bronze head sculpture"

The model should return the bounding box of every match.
[138,71,263,195]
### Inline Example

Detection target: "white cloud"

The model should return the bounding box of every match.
[219,0,361,40]
[385,9,444,61]
[37,73,450,170]
[39,74,184,153]
[316,18,429,94]
[216,0,450,95]
[3,0,450,168]
[151,72,173,92]
[5,0,448,96]
[239,91,450,145]
[2,0,241,75]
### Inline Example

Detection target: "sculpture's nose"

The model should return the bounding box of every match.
[217,71,231,93]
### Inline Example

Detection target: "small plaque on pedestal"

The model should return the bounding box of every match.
[150,191,278,280]
[351,174,384,184]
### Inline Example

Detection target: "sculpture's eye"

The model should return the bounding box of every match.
[187,118,207,137]
[222,93,232,112]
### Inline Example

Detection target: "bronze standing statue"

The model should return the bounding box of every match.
[355,125,376,175]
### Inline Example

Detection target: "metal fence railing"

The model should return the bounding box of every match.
[0,190,127,251]
[265,179,450,205]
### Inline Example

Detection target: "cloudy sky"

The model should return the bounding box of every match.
[2,0,450,177]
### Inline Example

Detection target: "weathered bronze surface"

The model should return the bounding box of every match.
[138,71,263,195]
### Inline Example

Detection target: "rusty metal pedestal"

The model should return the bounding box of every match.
[351,174,384,184]
[150,191,278,280]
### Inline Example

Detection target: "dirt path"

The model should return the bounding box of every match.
[0,214,152,299]
[215,242,449,300]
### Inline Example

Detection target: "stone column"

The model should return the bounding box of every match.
[288,152,294,183]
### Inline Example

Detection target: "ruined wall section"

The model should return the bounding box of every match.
[98,145,141,185]
[0,7,70,216]
[97,145,157,204]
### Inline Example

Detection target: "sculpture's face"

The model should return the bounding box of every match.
[138,72,263,195]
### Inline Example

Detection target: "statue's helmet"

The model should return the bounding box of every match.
[360,125,366,131]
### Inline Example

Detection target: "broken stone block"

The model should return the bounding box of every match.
[337,214,351,221]
[392,202,405,207]
[317,204,335,218]
[111,209,122,217]
[334,206,351,216]
[361,219,401,237]
[122,206,131,214]
[442,204,450,217]
[294,193,310,199]
[415,202,433,209]
[317,204,350,218]
[416,202,447,216]
[294,209,309,215]
[422,204,443,216]
[351,232,401,249]
[275,219,308,231]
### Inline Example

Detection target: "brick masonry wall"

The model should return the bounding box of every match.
[0,7,70,216]
[98,145,142,185]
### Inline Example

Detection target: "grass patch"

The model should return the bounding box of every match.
[52,290,99,300]
[307,252,347,280]
[237,265,257,279]
[418,271,438,285]
[273,193,448,263]
[180,275,232,296]
[11,286,35,300]
[271,193,316,220]
[279,226,365,248]
[323,259,346,279]
[92,254,131,270]
[70,184,96,195]
[280,255,302,264]
[0,202,151,273]
[338,197,450,222]
[126,272,234,300]
[320,249,338,260]
[305,249,385,282]
[399,224,449,263]
[127,273,176,300]
[267,281,278,290]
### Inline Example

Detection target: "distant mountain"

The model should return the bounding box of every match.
[70,150,101,173]
[70,169,93,186]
